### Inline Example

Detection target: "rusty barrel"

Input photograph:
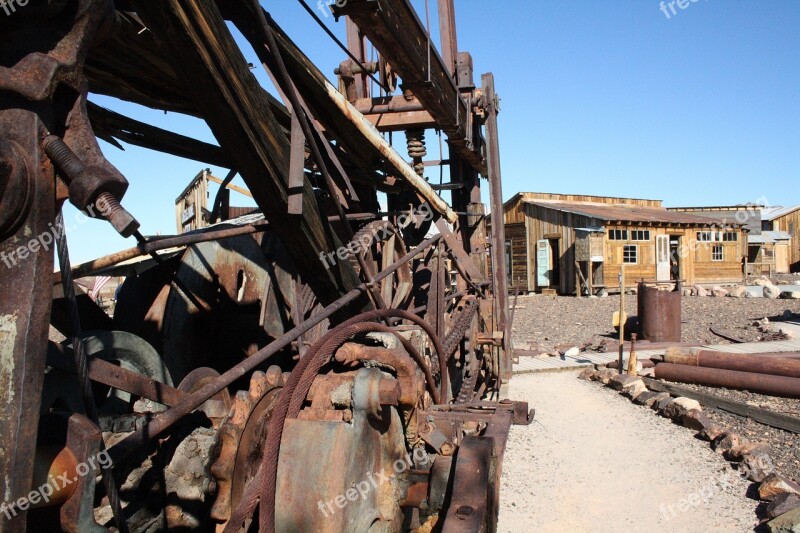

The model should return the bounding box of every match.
[637,282,681,342]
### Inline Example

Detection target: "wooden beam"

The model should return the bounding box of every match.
[87,102,233,168]
[133,0,363,305]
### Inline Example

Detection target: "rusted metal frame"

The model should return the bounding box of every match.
[249,10,390,312]
[54,223,268,283]
[482,73,511,385]
[229,9,458,223]
[345,18,369,99]
[86,101,233,168]
[336,0,487,175]
[437,0,458,74]
[108,233,442,463]
[0,108,55,533]
[47,343,186,407]
[133,0,362,307]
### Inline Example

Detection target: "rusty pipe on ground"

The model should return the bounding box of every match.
[654,363,800,399]
[663,349,800,379]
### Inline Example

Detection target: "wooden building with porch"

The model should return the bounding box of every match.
[502,193,747,295]
[762,206,800,272]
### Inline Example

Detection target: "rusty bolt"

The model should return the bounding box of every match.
[342,411,353,423]
[455,505,473,519]
[265,365,283,387]
[440,442,455,456]
[419,422,432,435]
[96,191,139,237]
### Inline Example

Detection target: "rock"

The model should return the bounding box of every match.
[759,474,800,502]
[638,367,655,378]
[727,441,771,462]
[680,409,713,431]
[728,285,747,298]
[682,288,696,297]
[624,381,648,400]
[608,374,640,391]
[713,432,741,455]
[596,288,608,297]
[741,450,774,482]
[698,423,726,442]
[577,368,596,381]
[564,346,581,357]
[754,277,773,287]
[768,505,800,532]
[767,493,800,519]
[711,285,729,297]
[694,285,709,297]
[780,291,800,300]
[765,285,782,299]
[653,394,674,411]
[661,397,702,420]
[633,391,658,405]
[594,369,617,384]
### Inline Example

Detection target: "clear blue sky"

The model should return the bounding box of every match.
[67,0,800,263]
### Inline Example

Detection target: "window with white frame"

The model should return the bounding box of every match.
[609,229,628,240]
[630,230,651,241]
[623,244,638,264]
[712,245,723,262]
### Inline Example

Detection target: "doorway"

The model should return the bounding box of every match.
[548,238,561,287]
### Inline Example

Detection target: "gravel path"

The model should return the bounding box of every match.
[497,372,758,532]
[512,294,799,354]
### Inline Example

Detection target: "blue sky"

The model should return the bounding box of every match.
[68,0,800,263]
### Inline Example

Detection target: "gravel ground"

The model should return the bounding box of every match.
[512,294,800,354]
[498,372,758,532]
[664,381,800,484]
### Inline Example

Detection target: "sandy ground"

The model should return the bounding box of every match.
[497,372,758,533]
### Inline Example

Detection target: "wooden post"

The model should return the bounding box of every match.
[627,332,638,375]
[587,261,593,296]
[618,265,626,374]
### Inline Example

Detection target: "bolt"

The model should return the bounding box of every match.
[42,135,85,180]
[455,505,473,518]
[265,365,283,386]
[440,442,455,456]
[96,191,140,238]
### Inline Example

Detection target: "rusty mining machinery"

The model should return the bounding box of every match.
[0,1,532,531]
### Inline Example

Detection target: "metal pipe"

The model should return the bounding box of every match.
[663,350,800,379]
[654,363,800,399]
[108,233,442,463]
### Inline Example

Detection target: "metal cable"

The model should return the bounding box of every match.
[54,211,129,533]
[295,0,389,92]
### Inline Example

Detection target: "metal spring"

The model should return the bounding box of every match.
[406,129,427,176]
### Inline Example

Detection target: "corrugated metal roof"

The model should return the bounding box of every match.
[762,206,800,221]
[524,200,738,226]
[749,231,792,244]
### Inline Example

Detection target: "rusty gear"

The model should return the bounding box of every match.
[209,367,284,527]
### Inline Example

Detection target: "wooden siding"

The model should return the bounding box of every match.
[513,202,746,294]
[506,223,528,292]
[770,209,800,271]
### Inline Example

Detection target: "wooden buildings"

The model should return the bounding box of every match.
[502,193,747,295]
[762,206,800,272]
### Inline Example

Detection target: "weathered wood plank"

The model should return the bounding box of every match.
[133,0,363,305]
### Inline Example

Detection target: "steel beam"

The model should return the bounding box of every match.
[336,0,486,175]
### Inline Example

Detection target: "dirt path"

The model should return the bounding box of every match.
[497,372,758,532]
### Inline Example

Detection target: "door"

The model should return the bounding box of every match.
[776,243,789,274]
[537,240,551,287]
[656,235,670,281]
